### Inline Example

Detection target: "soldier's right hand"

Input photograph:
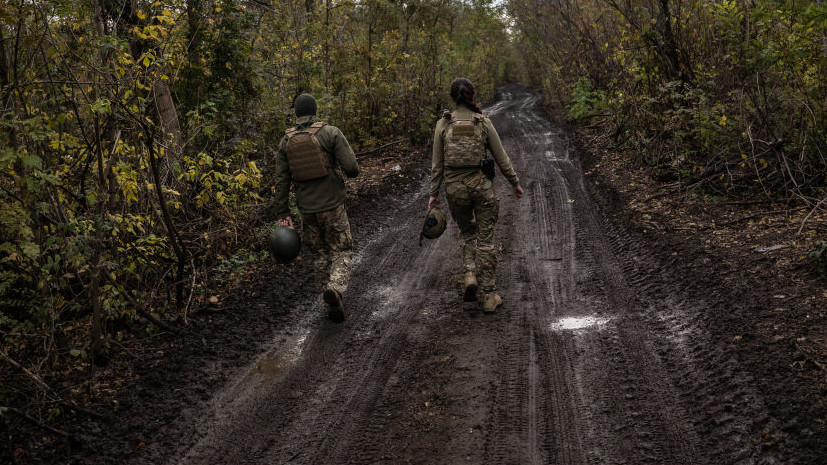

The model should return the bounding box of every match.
[428,196,440,209]
[279,216,294,227]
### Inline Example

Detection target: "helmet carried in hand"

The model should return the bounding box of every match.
[420,207,447,244]
[268,226,301,263]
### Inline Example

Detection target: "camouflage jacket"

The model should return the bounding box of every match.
[430,105,519,197]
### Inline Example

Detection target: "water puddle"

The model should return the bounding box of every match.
[255,332,308,380]
[550,316,610,332]
[225,331,309,400]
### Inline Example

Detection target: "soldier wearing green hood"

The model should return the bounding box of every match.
[274,93,359,323]
[429,78,524,312]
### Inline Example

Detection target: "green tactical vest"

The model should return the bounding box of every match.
[443,113,486,169]
[285,122,329,181]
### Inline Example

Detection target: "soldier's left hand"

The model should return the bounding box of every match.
[513,184,525,199]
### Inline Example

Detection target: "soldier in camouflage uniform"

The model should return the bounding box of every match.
[429,78,524,312]
[274,94,359,323]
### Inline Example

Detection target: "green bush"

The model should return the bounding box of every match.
[567,77,607,121]
[810,242,827,279]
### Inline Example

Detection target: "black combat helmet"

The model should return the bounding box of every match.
[420,207,447,245]
[268,226,301,263]
[294,93,317,117]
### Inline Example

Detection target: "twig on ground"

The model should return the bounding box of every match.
[0,350,106,419]
[718,208,803,228]
[103,274,182,336]
[641,182,681,202]
[797,195,827,235]
[1,348,52,393]
[183,258,197,325]
[355,138,407,157]
[58,401,105,420]
[1,405,74,439]
[709,199,774,207]
[2,348,105,419]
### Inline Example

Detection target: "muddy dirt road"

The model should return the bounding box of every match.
[113,87,824,465]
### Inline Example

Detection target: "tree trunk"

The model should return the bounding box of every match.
[656,0,691,82]
[145,125,187,309]
[185,0,204,111]
[152,79,184,183]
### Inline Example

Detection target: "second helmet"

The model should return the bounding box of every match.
[421,207,447,241]
[268,226,301,263]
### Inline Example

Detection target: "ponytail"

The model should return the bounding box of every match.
[450,78,483,113]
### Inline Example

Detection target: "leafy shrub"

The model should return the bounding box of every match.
[810,242,827,279]
[567,77,607,121]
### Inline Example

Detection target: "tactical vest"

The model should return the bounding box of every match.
[285,122,329,181]
[443,113,486,169]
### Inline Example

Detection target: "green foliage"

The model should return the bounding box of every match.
[811,242,827,279]
[509,0,827,198]
[567,78,607,121]
[0,0,513,358]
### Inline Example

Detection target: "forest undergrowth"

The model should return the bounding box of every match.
[2,0,827,461]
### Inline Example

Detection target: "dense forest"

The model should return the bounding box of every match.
[0,0,516,359]
[513,0,827,198]
[2,0,827,455]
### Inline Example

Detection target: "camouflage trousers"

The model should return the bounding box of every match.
[445,173,500,291]
[302,204,354,295]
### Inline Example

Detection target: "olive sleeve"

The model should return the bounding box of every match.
[331,127,359,178]
[429,119,447,197]
[484,118,520,186]
[273,136,293,219]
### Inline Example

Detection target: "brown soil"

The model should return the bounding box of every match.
[8,86,827,464]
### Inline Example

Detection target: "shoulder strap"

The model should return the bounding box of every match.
[450,112,485,124]
[285,122,327,138]
[306,122,327,134]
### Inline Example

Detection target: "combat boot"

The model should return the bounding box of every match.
[463,271,478,302]
[482,292,502,313]
[323,288,345,323]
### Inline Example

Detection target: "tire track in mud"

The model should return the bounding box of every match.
[484,87,765,464]
[146,86,794,465]
[484,91,587,464]
[171,187,456,464]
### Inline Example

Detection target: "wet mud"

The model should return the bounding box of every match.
[73,86,826,464]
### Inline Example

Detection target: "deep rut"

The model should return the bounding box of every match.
[139,87,794,464]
